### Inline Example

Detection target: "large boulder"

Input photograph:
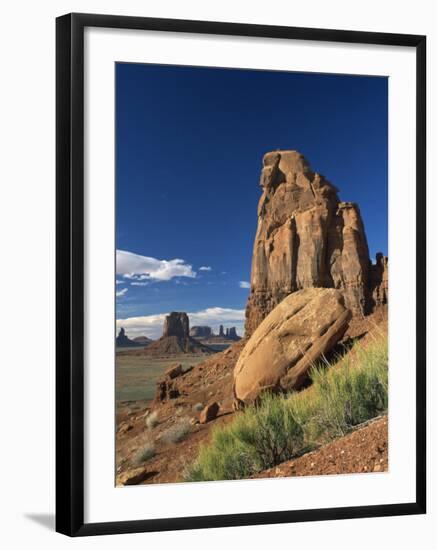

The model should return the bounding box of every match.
[234,288,351,406]
[244,150,375,336]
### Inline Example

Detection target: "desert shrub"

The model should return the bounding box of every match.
[184,429,255,482]
[133,441,156,465]
[193,402,204,412]
[185,332,388,482]
[234,393,304,468]
[146,411,159,430]
[184,393,304,481]
[162,418,191,444]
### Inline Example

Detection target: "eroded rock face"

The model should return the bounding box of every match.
[163,312,190,339]
[245,150,372,335]
[234,288,351,405]
[370,253,388,308]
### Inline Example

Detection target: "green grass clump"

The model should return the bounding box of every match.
[184,332,388,482]
[184,393,304,481]
[307,336,388,441]
[284,332,388,449]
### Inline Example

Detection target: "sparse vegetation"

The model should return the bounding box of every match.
[162,418,191,444]
[185,393,304,482]
[193,402,204,412]
[133,441,156,465]
[146,411,159,430]
[184,332,388,482]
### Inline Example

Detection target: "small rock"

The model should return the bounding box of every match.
[118,467,151,486]
[199,402,220,424]
[165,363,183,379]
[373,464,382,472]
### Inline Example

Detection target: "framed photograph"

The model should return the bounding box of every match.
[56,13,426,536]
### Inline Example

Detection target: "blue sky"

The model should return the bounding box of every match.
[115,63,388,338]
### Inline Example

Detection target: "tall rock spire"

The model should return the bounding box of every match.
[245,150,373,336]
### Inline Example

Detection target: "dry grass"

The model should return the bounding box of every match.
[162,418,191,444]
[146,411,159,430]
[132,441,156,465]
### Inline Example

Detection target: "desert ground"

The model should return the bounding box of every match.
[116,351,213,404]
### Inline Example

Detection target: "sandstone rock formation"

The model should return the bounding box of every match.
[154,363,195,403]
[370,253,388,308]
[189,326,213,338]
[245,150,385,336]
[144,312,214,356]
[234,288,351,406]
[224,327,239,340]
[155,377,181,402]
[165,363,184,379]
[163,312,190,339]
[116,327,138,347]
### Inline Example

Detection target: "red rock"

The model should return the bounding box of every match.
[199,402,220,424]
[234,288,351,404]
[370,253,388,308]
[165,363,183,379]
[244,150,383,336]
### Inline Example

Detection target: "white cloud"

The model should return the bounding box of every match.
[239,281,251,289]
[116,279,123,285]
[130,281,148,287]
[116,249,196,281]
[116,307,246,339]
[199,266,212,271]
[116,287,128,298]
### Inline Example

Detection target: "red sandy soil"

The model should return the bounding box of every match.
[116,340,245,485]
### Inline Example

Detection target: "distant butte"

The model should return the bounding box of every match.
[143,312,214,356]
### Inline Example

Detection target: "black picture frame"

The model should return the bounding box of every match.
[56,12,426,537]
